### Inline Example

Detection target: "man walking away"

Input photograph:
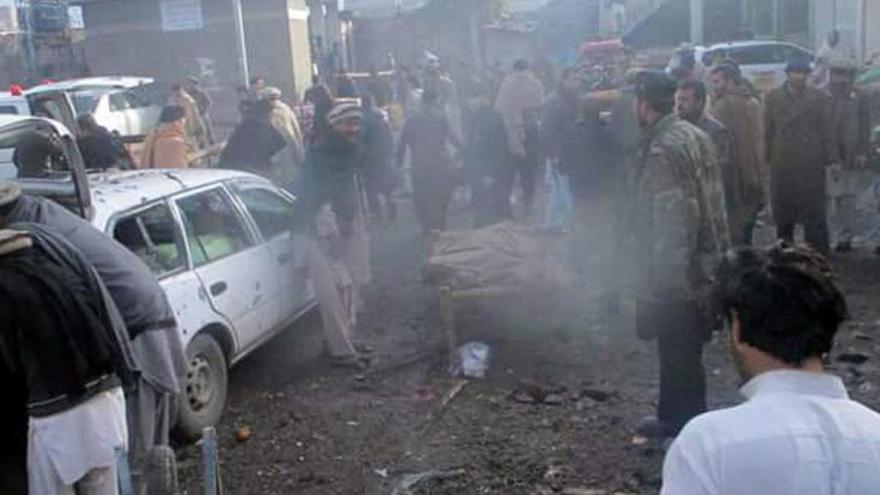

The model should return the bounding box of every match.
[76,115,133,170]
[765,58,835,253]
[826,58,872,252]
[0,227,136,495]
[662,243,880,495]
[707,62,766,245]
[495,59,544,216]
[632,71,728,439]
[397,90,462,234]
[463,84,511,227]
[184,76,214,144]
[361,94,397,221]
[167,83,207,150]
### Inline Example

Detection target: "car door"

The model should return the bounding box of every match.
[229,181,311,325]
[109,201,211,349]
[174,186,280,352]
[0,118,91,217]
[25,91,78,132]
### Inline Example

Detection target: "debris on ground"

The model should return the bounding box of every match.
[514,378,567,405]
[452,341,492,378]
[390,469,466,495]
[630,435,649,446]
[580,387,614,402]
[235,426,251,443]
[838,351,871,364]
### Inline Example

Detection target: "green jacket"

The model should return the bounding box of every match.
[635,114,729,303]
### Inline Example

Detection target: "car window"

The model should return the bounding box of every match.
[70,90,107,114]
[730,44,787,65]
[113,203,186,277]
[31,98,65,122]
[0,105,20,115]
[176,188,252,267]
[109,92,131,112]
[234,185,295,240]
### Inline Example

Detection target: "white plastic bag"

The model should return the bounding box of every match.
[453,342,491,379]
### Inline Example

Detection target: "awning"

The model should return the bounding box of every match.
[622,0,690,49]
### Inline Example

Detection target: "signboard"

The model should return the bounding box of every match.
[68,5,84,30]
[160,0,204,32]
[0,1,17,35]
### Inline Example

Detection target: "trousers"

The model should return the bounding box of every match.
[638,300,708,430]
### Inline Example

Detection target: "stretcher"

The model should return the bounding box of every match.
[425,222,573,363]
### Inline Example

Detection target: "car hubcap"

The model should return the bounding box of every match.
[186,355,215,412]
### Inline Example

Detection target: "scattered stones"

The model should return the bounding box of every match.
[580,388,613,402]
[852,331,875,342]
[235,426,252,443]
[543,393,566,405]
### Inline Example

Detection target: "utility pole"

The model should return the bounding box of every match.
[689,0,704,44]
[231,0,250,87]
[20,0,37,80]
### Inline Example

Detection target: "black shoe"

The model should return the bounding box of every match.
[327,354,369,371]
[635,416,678,439]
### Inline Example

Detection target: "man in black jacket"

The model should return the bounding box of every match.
[0,227,136,494]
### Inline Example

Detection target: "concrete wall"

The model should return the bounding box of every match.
[76,0,312,127]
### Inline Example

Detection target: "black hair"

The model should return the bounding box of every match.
[677,79,707,103]
[76,113,100,133]
[710,62,739,81]
[159,105,186,124]
[712,243,848,365]
[638,93,675,116]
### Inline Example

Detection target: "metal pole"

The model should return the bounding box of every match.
[232,0,250,87]
[689,0,704,44]
[21,0,37,80]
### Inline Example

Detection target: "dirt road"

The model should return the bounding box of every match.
[178,204,880,494]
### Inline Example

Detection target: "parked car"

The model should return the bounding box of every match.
[0,114,315,439]
[668,40,814,93]
[26,77,163,141]
[0,76,163,142]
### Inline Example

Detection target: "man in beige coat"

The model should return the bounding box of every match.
[708,62,766,245]
[495,59,545,214]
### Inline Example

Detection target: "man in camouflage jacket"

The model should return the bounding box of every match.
[632,71,730,438]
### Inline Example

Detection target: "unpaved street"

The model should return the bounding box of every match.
[178,203,880,495]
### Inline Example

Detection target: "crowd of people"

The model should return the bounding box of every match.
[5,31,880,492]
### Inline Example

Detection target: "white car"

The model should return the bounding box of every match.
[26,77,163,140]
[668,40,814,93]
[0,114,315,438]
[0,77,163,141]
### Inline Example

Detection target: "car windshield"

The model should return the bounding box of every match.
[70,88,110,113]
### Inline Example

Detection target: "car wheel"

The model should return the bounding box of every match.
[177,334,228,441]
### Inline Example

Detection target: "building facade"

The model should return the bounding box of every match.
[73,0,312,107]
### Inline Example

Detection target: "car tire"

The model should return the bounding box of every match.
[177,334,228,441]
